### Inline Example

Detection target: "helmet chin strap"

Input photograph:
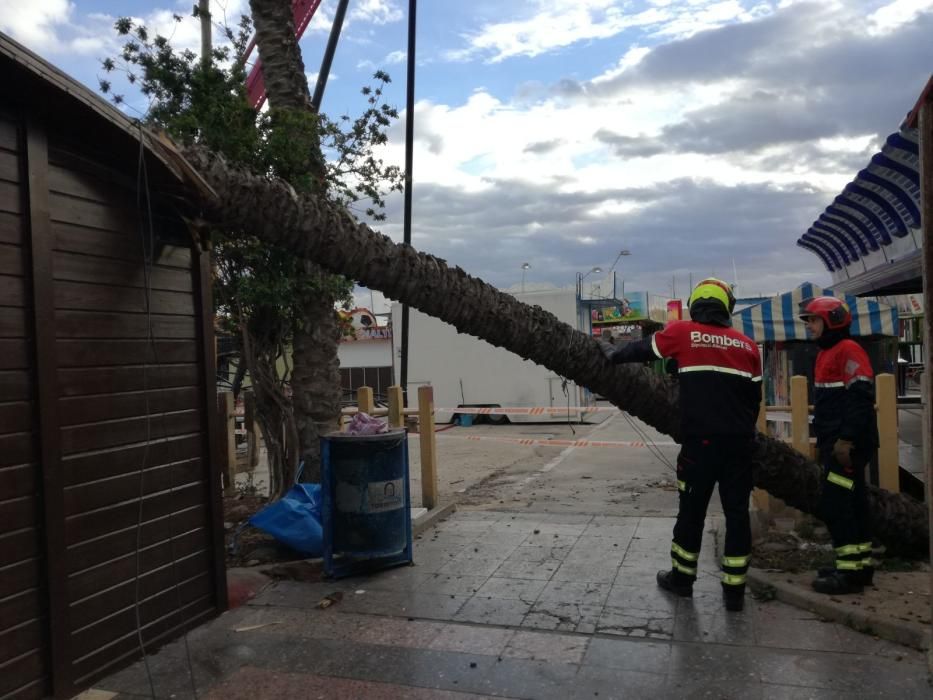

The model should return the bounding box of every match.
[689,299,732,327]
[816,325,849,349]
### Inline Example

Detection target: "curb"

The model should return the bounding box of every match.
[711,518,929,651]
[745,567,929,651]
[413,501,458,537]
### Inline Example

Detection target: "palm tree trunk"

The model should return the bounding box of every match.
[290,263,343,482]
[159,141,929,558]
[249,0,343,482]
[248,0,311,108]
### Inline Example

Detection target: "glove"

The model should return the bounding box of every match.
[598,339,618,362]
[832,439,854,469]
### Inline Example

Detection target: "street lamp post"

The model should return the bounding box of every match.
[577,266,603,299]
[608,250,631,298]
[608,249,631,274]
[521,262,530,292]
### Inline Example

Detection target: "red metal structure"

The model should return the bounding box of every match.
[244,0,324,109]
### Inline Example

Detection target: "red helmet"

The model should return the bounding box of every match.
[798,296,851,330]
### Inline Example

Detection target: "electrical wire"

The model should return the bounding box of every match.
[133,129,157,700]
[618,408,678,475]
[134,127,199,699]
[560,328,577,436]
[141,131,200,700]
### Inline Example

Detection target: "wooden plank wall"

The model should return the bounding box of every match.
[0,115,48,698]
[0,105,223,697]
[44,141,218,690]
[0,112,50,700]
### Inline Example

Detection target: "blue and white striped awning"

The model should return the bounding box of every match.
[797,127,920,271]
[734,282,898,341]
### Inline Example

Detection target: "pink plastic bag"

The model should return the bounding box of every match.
[347,411,389,435]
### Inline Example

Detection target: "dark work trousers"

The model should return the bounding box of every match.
[670,436,754,594]
[818,444,874,573]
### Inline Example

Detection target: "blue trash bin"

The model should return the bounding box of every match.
[320,429,413,578]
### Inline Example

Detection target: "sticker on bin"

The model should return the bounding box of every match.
[336,478,405,513]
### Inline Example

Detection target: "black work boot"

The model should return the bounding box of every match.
[722,587,745,612]
[812,571,864,595]
[818,565,875,586]
[656,569,693,597]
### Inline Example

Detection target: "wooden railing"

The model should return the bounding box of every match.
[340,384,439,510]
[215,385,441,510]
[758,373,900,492]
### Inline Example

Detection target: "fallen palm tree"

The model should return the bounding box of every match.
[154,136,928,558]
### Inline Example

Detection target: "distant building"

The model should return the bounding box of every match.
[338,308,393,400]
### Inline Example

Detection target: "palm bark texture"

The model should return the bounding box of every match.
[250,0,344,483]
[166,142,928,558]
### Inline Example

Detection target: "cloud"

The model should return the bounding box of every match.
[868,0,933,33]
[0,0,74,51]
[446,0,780,65]
[370,177,828,298]
[366,1,933,296]
[523,139,565,155]
[559,2,932,158]
[448,1,674,64]
[349,0,404,26]
[593,129,665,158]
[657,90,837,154]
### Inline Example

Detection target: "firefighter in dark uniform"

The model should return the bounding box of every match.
[600,278,761,612]
[799,297,879,595]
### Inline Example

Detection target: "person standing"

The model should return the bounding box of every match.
[798,297,878,594]
[600,278,761,612]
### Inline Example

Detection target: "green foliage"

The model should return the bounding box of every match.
[322,70,404,221]
[101,9,403,362]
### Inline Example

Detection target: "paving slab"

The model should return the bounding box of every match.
[89,413,932,699]
[91,508,931,700]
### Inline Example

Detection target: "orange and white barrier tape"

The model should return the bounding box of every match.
[435,406,620,416]
[434,434,676,449]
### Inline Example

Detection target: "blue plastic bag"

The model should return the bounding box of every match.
[248,483,323,556]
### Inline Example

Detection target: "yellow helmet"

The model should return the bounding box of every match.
[688,278,736,314]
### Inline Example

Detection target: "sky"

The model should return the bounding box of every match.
[2,0,932,313]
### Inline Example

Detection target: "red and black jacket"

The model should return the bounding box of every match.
[608,320,762,438]
[813,337,878,450]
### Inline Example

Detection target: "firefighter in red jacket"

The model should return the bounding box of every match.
[799,296,878,595]
[600,278,761,612]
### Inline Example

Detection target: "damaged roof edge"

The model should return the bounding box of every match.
[904,74,933,129]
[0,30,192,187]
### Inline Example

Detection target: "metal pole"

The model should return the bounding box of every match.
[310,0,351,112]
[400,0,417,397]
[199,0,211,71]
[917,92,933,676]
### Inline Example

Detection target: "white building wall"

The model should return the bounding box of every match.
[392,287,602,422]
[338,339,392,369]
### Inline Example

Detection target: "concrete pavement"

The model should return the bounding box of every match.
[93,510,930,699]
[89,413,931,699]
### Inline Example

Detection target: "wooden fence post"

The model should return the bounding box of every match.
[876,373,899,492]
[387,385,404,428]
[791,375,810,458]
[244,390,261,469]
[357,385,374,415]
[216,391,236,489]
[418,385,438,509]
[753,394,771,513]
